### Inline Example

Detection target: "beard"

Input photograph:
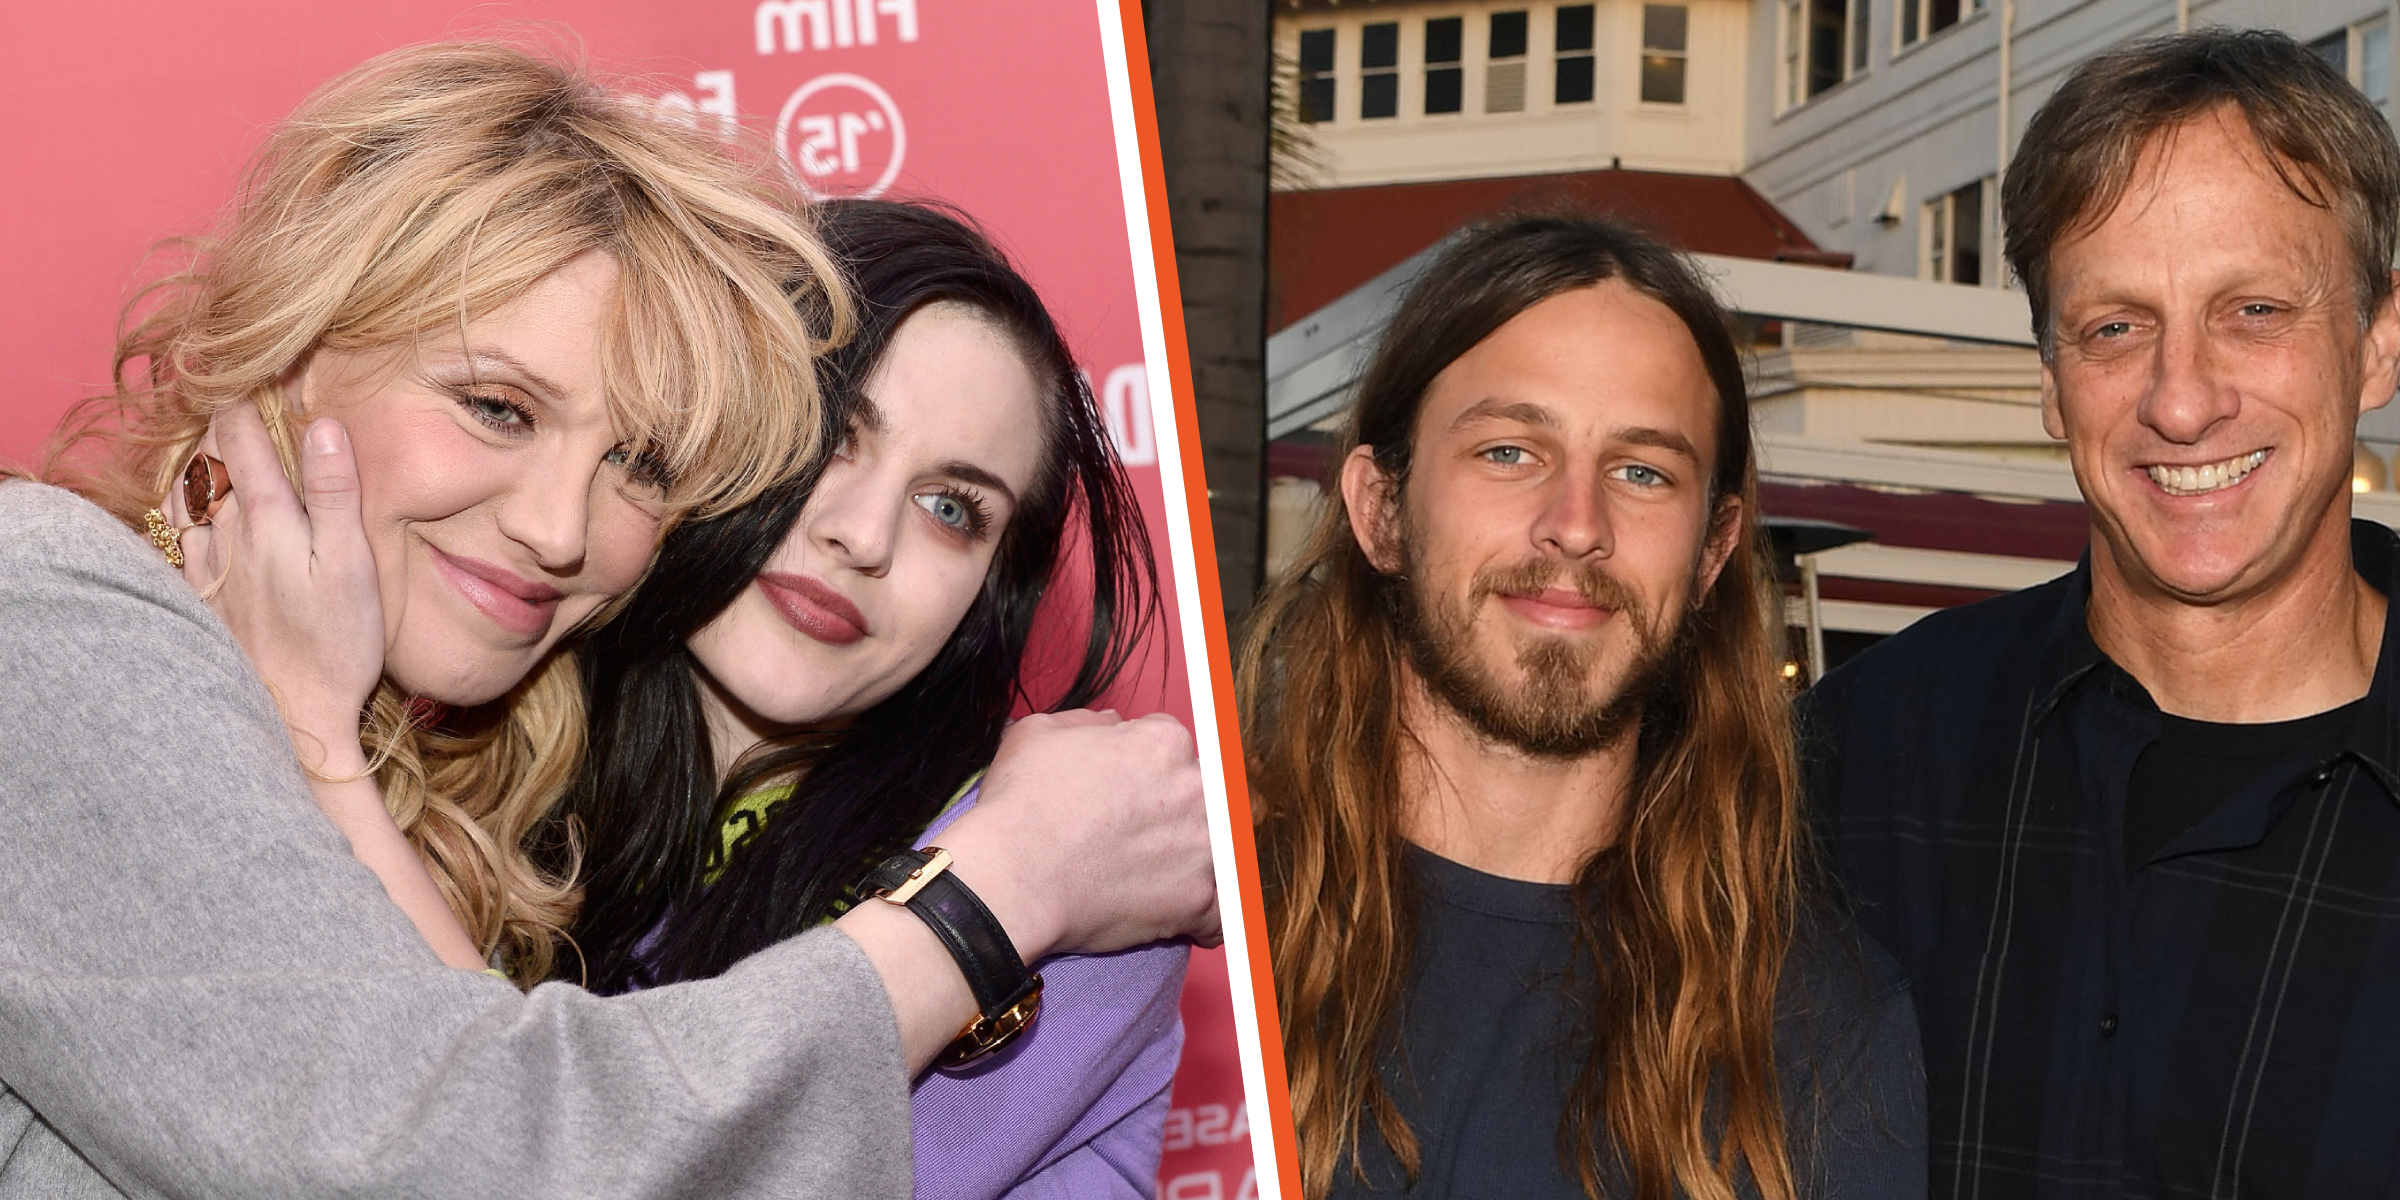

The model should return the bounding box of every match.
[1391,537,1697,760]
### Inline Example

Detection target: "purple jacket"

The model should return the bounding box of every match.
[908,787,1189,1200]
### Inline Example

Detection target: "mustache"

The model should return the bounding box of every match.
[1467,557,1641,613]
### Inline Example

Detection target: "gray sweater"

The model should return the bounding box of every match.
[0,481,911,1199]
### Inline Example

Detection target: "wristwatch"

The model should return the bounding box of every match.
[857,847,1043,1067]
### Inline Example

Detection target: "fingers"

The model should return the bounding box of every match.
[297,420,374,580]
[1025,707,1122,730]
[175,429,232,590]
[1190,899,1224,949]
[210,403,303,527]
[297,420,360,514]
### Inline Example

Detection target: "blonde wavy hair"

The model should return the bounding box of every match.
[49,39,851,985]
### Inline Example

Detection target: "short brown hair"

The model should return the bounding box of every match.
[2003,28,2400,356]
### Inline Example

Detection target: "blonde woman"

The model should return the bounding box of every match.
[0,41,1216,1199]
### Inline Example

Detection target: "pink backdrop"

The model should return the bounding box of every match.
[0,1,1249,1194]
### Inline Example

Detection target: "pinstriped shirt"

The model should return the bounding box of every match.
[1798,520,2400,1199]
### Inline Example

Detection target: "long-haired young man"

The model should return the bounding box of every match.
[1241,215,1925,1200]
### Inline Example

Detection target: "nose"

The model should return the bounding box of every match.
[1530,461,1613,561]
[805,462,897,577]
[2138,313,2240,445]
[494,445,592,573]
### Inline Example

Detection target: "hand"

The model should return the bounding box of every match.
[940,709,1221,963]
[176,405,384,773]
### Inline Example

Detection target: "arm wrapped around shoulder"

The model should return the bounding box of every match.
[0,483,911,1199]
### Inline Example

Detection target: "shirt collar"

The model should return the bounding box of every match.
[2030,519,2400,788]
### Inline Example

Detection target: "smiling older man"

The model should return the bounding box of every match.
[1799,29,2400,1198]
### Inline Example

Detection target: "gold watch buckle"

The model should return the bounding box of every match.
[878,847,954,906]
[937,976,1043,1068]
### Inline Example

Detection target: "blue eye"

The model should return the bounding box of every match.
[604,442,671,490]
[1615,463,1667,487]
[916,492,968,527]
[914,488,990,537]
[458,392,533,433]
[1482,445,1528,466]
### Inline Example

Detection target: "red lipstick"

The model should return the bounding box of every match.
[756,572,869,645]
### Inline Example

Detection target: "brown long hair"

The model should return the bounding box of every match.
[1240,214,1802,1200]
[46,39,850,983]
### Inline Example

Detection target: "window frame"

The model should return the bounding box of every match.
[1481,8,1531,114]
[1895,0,1983,56]
[1424,15,1465,115]
[1296,26,1338,125]
[2316,18,2393,111]
[1554,2,1598,106]
[1778,0,1871,114]
[1920,178,1993,287]
[1639,3,1690,107]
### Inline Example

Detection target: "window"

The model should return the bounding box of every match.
[2364,18,2390,109]
[1641,5,1688,105]
[1785,0,1866,108]
[1426,17,1464,114]
[1924,179,1988,286]
[1555,4,1596,105]
[1361,22,1400,119]
[2315,19,2391,112]
[1488,10,1529,113]
[2313,30,2348,74]
[1899,0,1974,50]
[1298,28,1336,124]
[1782,0,1802,109]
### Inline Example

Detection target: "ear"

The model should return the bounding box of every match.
[2039,354,2067,441]
[2360,269,2400,418]
[1339,444,1403,574]
[1695,491,1745,597]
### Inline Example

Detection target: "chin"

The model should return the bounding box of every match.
[2123,533,2273,600]
[384,650,537,708]
[756,681,876,728]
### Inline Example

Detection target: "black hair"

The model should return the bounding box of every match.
[550,198,1158,991]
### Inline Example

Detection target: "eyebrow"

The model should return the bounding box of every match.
[847,394,889,435]
[454,347,571,405]
[1446,398,1705,464]
[1447,398,1558,432]
[940,459,1019,507]
[842,396,1016,504]
[1615,426,1702,463]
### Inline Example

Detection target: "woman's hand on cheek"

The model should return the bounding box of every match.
[941,709,1221,964]
[189,405,386,775]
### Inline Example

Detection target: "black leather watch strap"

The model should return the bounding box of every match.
[858,849,1041,1019]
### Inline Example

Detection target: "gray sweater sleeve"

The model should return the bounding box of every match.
[0,481,912,1200]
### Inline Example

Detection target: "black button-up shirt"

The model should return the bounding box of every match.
[1799,520,2400,1198]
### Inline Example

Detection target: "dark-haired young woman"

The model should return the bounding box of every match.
[556,199,1188,1198]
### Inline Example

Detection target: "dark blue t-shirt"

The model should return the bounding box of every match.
[1329,846,1927,1199]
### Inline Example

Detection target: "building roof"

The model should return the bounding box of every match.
[1270,168,1828,331]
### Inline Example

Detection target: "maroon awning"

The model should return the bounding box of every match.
[1272,168,1827,331]
[1756,479,2088,561]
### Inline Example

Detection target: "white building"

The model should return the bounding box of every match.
[1279,0,1751,183]
[1740,0,2400,460]
[1746,0,2394,285]
[1266,0,2400,663]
